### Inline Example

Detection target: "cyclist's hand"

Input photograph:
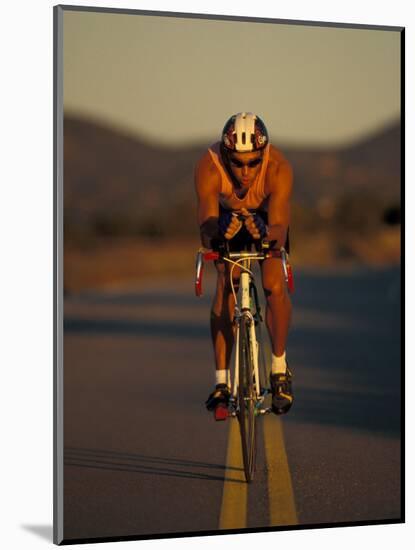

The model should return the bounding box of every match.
[240,208,268,240]
[219,211,242,240]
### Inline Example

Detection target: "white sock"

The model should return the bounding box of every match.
[271,352,287,374]
[216,369,230,386]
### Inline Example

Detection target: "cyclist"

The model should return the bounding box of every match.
[195,112,294,416]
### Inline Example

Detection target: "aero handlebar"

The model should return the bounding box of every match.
[195,245,294,297]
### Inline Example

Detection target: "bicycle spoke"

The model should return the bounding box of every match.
[237,316,257,482]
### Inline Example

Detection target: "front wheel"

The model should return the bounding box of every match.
[237,315,257,482]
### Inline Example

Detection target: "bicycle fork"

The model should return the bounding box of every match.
[232,271,261,399]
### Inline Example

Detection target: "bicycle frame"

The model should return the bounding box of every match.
[195,243,293,417]
[231,257,261,409]
[195,242,294,481]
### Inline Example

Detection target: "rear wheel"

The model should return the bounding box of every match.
[237,315,257,482]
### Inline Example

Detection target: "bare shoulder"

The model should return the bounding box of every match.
[268,144,293,171]
[195,149,216,174]
[194,148,221,194]
[265,144,293,194]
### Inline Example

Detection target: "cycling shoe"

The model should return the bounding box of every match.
[270,368,294,415]
[205,383,230,419]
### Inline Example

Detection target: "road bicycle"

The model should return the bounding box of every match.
[195,239,294,482]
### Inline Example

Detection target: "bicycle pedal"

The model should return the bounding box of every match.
[214,404,228,421]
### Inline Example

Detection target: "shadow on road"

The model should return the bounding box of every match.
[64,447,244,483]
[64,317,208,340]
[71,289,200,307]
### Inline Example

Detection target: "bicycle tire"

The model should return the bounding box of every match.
[237,315,257,482]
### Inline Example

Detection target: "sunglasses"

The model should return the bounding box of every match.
[230,157,263,168]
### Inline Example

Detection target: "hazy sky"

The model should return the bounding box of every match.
[63,9,401,147]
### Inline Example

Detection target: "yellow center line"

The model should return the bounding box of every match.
[261,328,297,526]
[219,332,297,529]
[219,419,248,530]
[263,415,298,526]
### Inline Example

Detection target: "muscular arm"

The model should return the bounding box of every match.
[266,160,293,249]
[194,153,221,249]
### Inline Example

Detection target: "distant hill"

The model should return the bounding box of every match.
[285,123,401,204]
[64,116,206,230]
[63,115,401,240]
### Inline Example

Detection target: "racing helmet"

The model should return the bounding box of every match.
[221,112,269,152]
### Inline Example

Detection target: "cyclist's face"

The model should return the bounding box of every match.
[228,151,263,188]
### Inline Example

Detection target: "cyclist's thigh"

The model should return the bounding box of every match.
[260,257,286,297]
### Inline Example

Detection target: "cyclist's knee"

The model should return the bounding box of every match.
[213,278,238,319]
[213,281,239,311]
[215,263,240,292]
[262,259,287,299]
[211,300,234,321]
[262,273,286,299]
[215,261,226,276]
[210,309,221,323]
[225,276,240,292]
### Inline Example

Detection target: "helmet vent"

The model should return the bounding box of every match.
[242,132,246,144]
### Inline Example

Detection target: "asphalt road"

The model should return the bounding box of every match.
[62,265,401,542]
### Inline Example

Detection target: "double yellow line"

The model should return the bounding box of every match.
[219,416,298,529]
